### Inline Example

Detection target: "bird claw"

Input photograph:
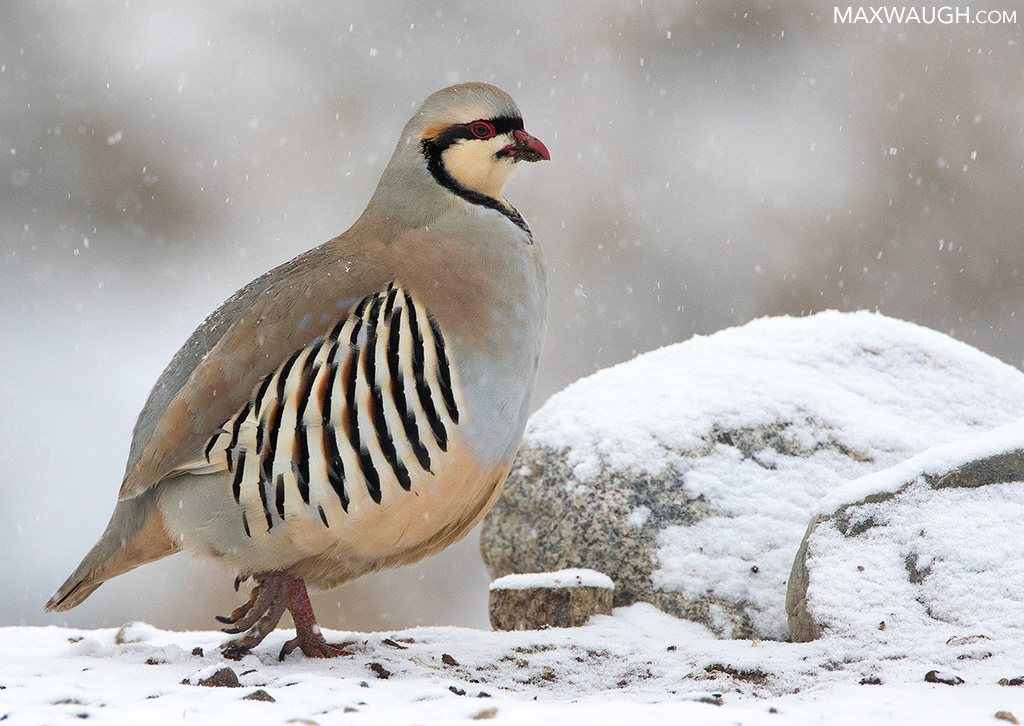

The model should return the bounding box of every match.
[216,594,257,627]
[221,640,254,661]
[279,635,354,661]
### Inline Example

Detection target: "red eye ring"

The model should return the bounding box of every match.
[468,121,496,139]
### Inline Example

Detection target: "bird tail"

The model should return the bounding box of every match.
[45,488,179,612]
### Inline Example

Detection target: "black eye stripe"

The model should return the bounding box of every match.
[429,116,524,148]
[485,116,524,136]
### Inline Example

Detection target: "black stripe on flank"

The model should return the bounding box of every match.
[303,339,325,373]
[428,313,459,424]
[366,296,412,492]
[253,370,276,416]
[328,317,347,342]
[321,361,349,512]
[225,401,253,472]
[255,414,265,460]
[289,345,321,505]
[405,291,447,451]
[383,283,398,321]
[258,477,274,532]
[318,504,329,527]
[347,338,382,504]
[388,306,431,472]
[349,296,372,337]
[203,432,219,463]
[262,349,302,493]
[259,403,276,489]
[275,473,286,520]
[231,449,247,503]
[293,363,318,505]
[241,510,251,538]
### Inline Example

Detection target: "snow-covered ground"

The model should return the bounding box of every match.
[5,604,1024,725]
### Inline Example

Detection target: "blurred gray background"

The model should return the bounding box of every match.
[3,1,1023,633]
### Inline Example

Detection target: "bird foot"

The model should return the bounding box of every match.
[279,628,355,660]
[217,571,351,660]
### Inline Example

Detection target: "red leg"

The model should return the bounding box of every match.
[278,577,355,660]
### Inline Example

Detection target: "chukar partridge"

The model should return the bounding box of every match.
[45,82,549,660]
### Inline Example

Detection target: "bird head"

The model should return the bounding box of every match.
[366,83,549,226]
[416,84,549,207]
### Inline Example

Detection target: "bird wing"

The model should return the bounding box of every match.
[118,241,389,501]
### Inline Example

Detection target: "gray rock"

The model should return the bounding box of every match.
[243,689,276,702]
[489,571,614,631]
[196,667,241,688]
[481,312,1024,640]
[787,437,1024,643]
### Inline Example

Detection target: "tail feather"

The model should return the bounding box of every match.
[45,488,179,612]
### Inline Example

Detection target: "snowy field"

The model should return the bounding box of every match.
[5,604,1024,725]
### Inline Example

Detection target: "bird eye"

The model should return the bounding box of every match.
[468,121,496,139]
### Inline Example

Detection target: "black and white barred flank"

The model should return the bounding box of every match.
[197,283,461,536]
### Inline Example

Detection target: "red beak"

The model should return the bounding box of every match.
[505,129,550,162]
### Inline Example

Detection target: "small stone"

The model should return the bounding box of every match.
[368,663,392,679]
[924,670,963,686]
[343,707,359,713]
[441,653,459,667]
[114,622,152,644]
[704,663,769,685]
[472,708,498,720]
[243,690,275,702]
[449,686,466,696]
[860,676,883,685]
[1000,677,1024,686]
[191,647,204,657]
[947,634,990,647]
[197,667,241,688]
[489,570,614,631]
[144,657,163,666]
[996,712,1020,725]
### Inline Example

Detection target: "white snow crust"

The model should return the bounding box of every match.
[490,569,615,591]
[7,607,1024,725]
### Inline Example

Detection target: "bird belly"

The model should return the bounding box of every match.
[156,436,509,588]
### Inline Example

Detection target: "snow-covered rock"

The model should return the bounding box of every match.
[480,311,1024,640]
[787,423,1024,643]
[489,569,615,631]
